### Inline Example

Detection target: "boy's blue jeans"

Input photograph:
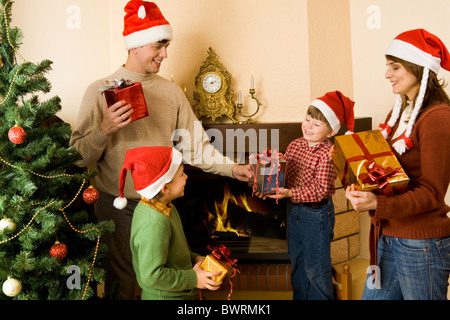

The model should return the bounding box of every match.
[288,199,335,300]
[362,235,450,300]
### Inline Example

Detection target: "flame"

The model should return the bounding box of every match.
[206,184,254,237]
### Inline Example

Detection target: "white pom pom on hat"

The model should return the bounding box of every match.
[113,146,183,210]
[122,1,173,50]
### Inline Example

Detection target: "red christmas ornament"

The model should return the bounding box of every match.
[83,185,99,204]
[8,125,27,144]
[49,241,68,260]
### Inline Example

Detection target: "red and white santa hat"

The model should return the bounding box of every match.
[113,146,183,209]
[382,29,450,154]
[309,90,355,134]
[123,0,172,50]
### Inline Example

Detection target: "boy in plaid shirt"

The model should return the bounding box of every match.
[269,91,355,299]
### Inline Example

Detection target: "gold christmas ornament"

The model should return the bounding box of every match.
[0,216,16,233]
[2,277,22,297]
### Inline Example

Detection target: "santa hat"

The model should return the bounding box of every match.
[123,1,172,50]
[382,29,450,154]
[113,146,183,209]
[309,91,355,134]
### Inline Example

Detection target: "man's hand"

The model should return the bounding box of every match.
[98,100,134,137]
[232,164,252,182]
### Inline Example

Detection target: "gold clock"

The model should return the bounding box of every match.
[193,48,238,123]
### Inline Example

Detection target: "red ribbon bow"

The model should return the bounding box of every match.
[358,161,402,196]
[208,244,238,266]
[206,245,239,300]
[395,136,413,149]
[379,123,392,135]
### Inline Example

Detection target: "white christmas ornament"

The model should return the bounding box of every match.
[0,217,16,232]
[2,277,22,297]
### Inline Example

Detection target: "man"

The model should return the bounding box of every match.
[69,0,251,299]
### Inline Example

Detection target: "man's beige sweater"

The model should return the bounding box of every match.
[70,66,234,200]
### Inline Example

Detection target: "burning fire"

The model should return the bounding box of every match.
[205,184,256,237]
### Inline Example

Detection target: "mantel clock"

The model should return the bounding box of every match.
[192,48,238,123]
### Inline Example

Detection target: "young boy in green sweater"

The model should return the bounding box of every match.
[114,146,222,300]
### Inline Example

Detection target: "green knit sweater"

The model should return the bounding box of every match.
[130,201,199,300]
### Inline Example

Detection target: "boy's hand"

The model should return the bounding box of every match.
[329,145,336,160]
[193,261,222,291]
[266,187,291,199]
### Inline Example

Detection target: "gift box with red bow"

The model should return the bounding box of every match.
[200,245,239,300]
[98,78,148,122]
[201,245,238,282]
[331,130,409,195]
[248,149,286,198]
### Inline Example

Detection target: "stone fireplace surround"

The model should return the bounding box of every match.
[175,117,372,292]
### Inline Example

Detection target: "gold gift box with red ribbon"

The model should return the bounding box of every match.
[200,245,238,282]
[331,130,409,195]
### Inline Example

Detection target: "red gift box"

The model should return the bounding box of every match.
[99,79,148,122]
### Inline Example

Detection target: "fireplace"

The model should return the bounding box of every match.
[175,119,372,263]
[176,172,290,262]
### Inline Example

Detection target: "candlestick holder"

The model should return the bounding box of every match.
[236,88,262,124]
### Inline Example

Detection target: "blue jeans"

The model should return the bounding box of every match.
[288,199,335,300]
[362,235,450,300]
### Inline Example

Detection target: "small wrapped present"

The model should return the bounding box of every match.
[332,130,409,195]
[98,78,148,122]
[201,245,239,300]
[248,149,286,201]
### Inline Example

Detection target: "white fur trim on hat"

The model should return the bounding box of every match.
[310,99,341,133]
[124,24,172,50]
[135,148,183,199]
[386,39,441,74]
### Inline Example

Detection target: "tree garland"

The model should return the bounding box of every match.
[0,152,101,300]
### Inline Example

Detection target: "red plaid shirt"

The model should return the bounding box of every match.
[284,137,336,203]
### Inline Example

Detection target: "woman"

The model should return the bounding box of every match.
[346,29,450,300]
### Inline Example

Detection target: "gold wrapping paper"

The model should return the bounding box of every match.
[332,130,409,194]
[201,254,234,282]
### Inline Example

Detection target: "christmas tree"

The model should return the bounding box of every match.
[0,0,113,300]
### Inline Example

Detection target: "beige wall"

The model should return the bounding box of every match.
[350,0,450,129]
[11,1,450,259]
[13,0,310,125]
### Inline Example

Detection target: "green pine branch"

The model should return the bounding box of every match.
[0,0,114,300]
